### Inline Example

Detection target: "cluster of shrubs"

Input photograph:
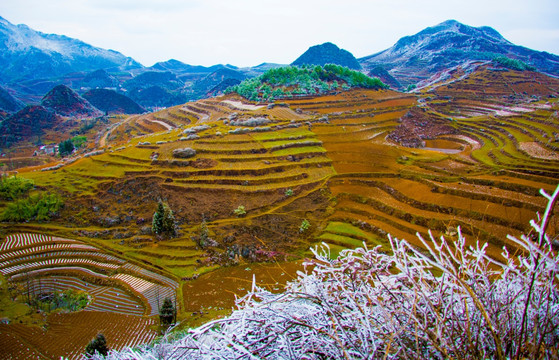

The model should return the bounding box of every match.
[0,176,62,222]
[58,135,87,157]
[1,193,62,222]
[492,56,536,71]
[226,64,387,102]
[0,176,33,200]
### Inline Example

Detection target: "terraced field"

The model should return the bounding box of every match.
[15,78,559,262]
[0,233,178,313]
[0,233,177,358]
[286,84,558,257]
[0,311,157,360]
[2,66,559,359]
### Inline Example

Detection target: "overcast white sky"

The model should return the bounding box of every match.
[2,0,558,67]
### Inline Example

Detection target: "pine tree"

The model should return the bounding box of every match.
[85,333,109,357]
[151,201,165,235]
[159,297,176,325]
[152,201,177,238]
[162,206,176,237]
[58,139,74,157]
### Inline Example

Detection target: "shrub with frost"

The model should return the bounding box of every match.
[172,148,196,159]
[230,117,271,127]
[93,186,559,360]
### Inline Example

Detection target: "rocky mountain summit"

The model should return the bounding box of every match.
[40,85,101,118]
[359,19,559,88]
[0,16,140,84]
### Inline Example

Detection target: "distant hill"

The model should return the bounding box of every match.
[0,16,141,84]
[208,78,243,97]
[359,20,559,88]
[41,85,101,117]
[292,42,362,70]
[366,66,402,90]
[128,86,185,108]
[123,71,183,91]
[422,61,559,102]
[0,105,59,146]
[240,63,286,77]
[82,89,145,114]
[194,68,247,97]
[149,59,232,74]
[77,69,120,89]
[0,86,25,113]
[121,71,187,108]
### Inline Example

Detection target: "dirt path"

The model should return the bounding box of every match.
[144,119,174,130]
[99,115,139,148]
[222,100,265,111]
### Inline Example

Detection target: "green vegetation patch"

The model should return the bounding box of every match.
[272,146,327,156]
[1,193,63,222]
[0,275,33,322]
[59,136,88,157]
[252,128,315,141]
[227,65,387,102]
[324,221,371,240]
[318,232,365,248]
[30,289,89,313]
[0,176,34,200]
[492,56,536,71]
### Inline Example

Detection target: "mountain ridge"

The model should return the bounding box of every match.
[2,17,559,110]
[82,88,145,114]
[359,19,559,88]
[0,16,141,84]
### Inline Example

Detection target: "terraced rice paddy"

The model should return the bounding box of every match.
[54,85,556,261]
[282,87,557,257]
[26,276,144,316]
[0,233,178,357]
[0,311,157,360]
[15,85,559,266]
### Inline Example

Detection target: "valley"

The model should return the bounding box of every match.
[1,62,558,358]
